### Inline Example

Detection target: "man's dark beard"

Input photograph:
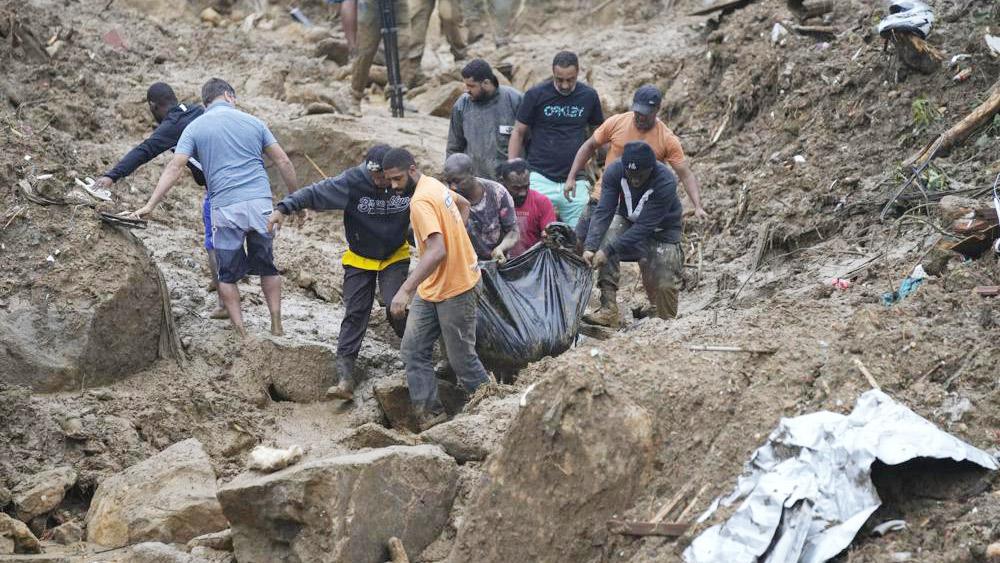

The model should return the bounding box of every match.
[405,174,417,193]
[513,195,527,207]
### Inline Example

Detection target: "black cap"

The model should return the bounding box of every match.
[631,84,662,116]
[621,141,656,172]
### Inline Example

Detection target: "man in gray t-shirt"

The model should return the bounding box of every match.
[443,153,518,262]
[447,59,522,181]
[128,78,300,338]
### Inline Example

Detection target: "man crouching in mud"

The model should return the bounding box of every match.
[126,78,300,338]
[268,145,413,401]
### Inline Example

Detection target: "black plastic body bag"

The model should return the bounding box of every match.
[474,224,593,372]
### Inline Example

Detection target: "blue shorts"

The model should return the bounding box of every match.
[211,198,279,283]
[203,195,213,250]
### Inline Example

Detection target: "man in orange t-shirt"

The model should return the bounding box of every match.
[566,85,707,325]
[566,85,707,224]
[385,148,489,430]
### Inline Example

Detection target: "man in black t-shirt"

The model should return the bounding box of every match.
[507,51,604,229]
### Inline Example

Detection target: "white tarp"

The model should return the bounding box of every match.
[684,390,998,563]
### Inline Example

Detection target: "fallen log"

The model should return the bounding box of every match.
[905,78,1000,169]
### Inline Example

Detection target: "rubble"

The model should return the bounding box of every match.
[409,82,465,117]
[218,445,457,563]
[0,514,40,554]
[187,529,233,552]
[50,521,83,545]
[340,423,421,449]
[12,466,76,522]
[85,439,228,548]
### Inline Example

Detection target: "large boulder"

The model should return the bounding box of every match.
[231,339,336,403]
[449,369,656,562]
[85,438,227,548]
[409,82,465,117]
[11,466,77,522]
[0,218,172,392]
[218,445,458,563]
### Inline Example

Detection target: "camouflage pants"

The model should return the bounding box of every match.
[597,215,684,320]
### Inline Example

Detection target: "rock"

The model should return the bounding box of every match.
[231,339,335,403]
[12,466,77,522]
[0,486,11,508]
[187,529,233,552]
[449,369,655,562]
[368,65,388,87]
[0,513,40,554]
[305,102,337,115]
[284,82,353,115]
[314,38,349,65]
[409,82,464,117]
[374,380,467,432]
[218,445,457,563]
[85,438,227,548]
[771,22,788,44]
[0,226,168,392]
[987,542,1000,561]
[420,414,496,462]
[200,7,222,25]
[190,546,235,562]
[50,521,83,545]
[938,195,992,221]
[340,423,421,450]
[129,541,202,563]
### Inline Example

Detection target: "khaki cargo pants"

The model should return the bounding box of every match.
[407,0,467,65]
[597,215,684,319]
[351,0,419,95]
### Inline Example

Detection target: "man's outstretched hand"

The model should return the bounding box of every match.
[267,209,287,235]
[95,176,114,191]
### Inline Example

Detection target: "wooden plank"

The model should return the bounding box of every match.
[688,345,777,354]
[651,483,693,523]
[974,285,1000,297]
[607,519,690,537]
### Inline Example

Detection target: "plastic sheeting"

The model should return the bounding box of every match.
[685,390,998,563]
[474,229,593,372]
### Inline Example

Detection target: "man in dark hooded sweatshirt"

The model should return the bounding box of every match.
[268,144,412,400]
[96,82,226,318]
[583,141,685,324]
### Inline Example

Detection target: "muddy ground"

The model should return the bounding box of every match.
[2,0,1000,561]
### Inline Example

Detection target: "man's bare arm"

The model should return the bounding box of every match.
[564,136,601,200]
[264,143,299,196]
[507,121,530,160]
[390,233,447,318]
[131,153,190,217]
[674,161,707,217]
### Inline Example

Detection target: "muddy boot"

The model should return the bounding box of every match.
[326,356,357,401]
[582,286,621,328]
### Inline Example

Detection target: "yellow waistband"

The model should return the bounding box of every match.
[341,243,410,271]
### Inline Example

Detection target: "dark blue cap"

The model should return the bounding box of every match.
[622,141,656,172]
[631,84,662,115]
